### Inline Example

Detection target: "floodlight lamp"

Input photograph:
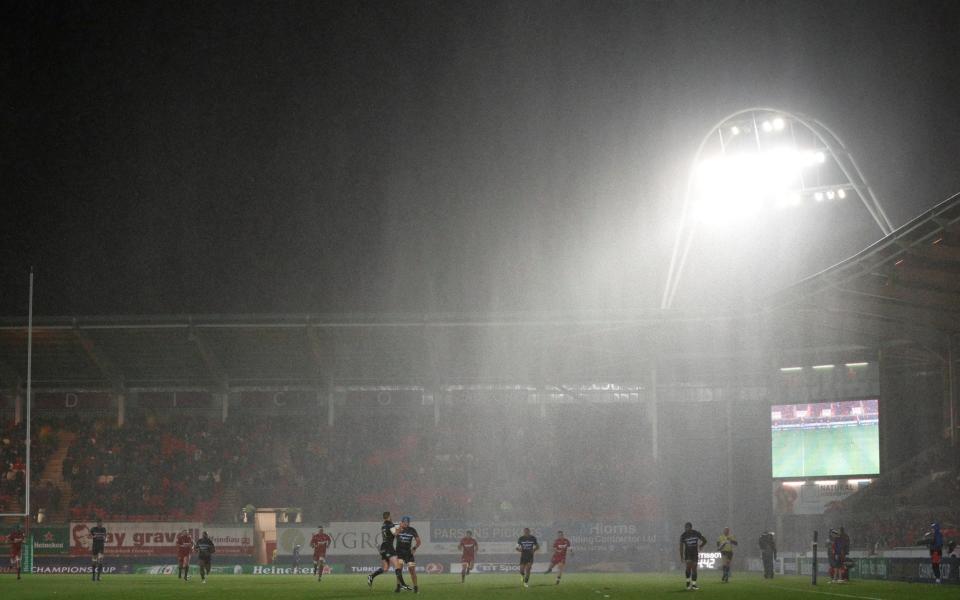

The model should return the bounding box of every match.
[730,125,741,136]
[826,190,836,200]
[815,151,826,163]
[761,120,773,133]
[772,117,785,131]
[814,191,825,202]
[692,147,827,225]
[837,189,847,199]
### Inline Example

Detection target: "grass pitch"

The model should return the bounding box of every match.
[1,572,955,600]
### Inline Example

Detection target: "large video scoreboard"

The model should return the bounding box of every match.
[771,399,879,478]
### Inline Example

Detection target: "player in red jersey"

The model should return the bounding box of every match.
[175,529,194,581]
[458,530,479,583]
[7,524,25,580]
[544,530,572,584]
[310,525,332,582]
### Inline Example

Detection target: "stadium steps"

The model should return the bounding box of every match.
[1,497,22,524]
[214,481,242,523]
[40,431,76,523]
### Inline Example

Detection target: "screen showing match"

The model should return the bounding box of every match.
[771,399,879,478]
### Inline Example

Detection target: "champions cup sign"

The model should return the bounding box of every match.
[70,522,201,556]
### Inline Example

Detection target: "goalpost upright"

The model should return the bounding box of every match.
[2,270,34,574]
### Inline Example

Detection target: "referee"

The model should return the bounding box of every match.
[716,527,737,583]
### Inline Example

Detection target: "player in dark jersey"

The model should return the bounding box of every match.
[679,522,707,590]
[516,527,539,588]
[828,529,844,583]
[366,511,411,591]
[292,544,302,570]
[89,519,107,581]
[395,516,422,593]
[7,524,25,580]
[194,531,215,583]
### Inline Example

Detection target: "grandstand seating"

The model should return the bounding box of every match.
[0,420,55,514]
[779,444,960,552]
[6,406,954,548]
[3,400,658,524]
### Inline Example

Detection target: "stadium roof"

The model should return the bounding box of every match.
[1,193,958,394]
[768,191,960,366]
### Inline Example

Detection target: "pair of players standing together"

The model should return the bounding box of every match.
[361,513,573,592]
[78,520,216,583]
[172,528,217,583]
[514,527,573,588]
[679,523,739,591]
[4,520,111,582]
[365,512,422,593]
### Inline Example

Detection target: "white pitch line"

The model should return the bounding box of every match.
[762,582,886,600]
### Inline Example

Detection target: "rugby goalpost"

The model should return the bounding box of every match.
[2,270,35,571]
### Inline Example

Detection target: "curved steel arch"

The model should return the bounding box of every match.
[661,107,894,310]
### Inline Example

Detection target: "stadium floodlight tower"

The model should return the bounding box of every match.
[661,107,894,309]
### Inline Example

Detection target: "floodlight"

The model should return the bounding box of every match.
[826,190,836,200]
[693,147,838,224]
[662,106,896,309]
[814,480,838,486]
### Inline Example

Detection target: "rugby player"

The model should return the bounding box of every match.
[366,511,411,591]
[679,522,707,590]
[828,529,846,583]
[716,527,737,582]
[89,519,107,581]
[194,531,215,583]
[458,530,478,583]
[310,525,332,581]
[543,530,572,584]
[292,544,302,570]
[928,521,944,584]
[395,516,422,593]
[7,523,25,580]
[175,528,194,581]
[516,527,539,588]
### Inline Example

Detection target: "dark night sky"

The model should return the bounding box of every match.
[3,0,959,317]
